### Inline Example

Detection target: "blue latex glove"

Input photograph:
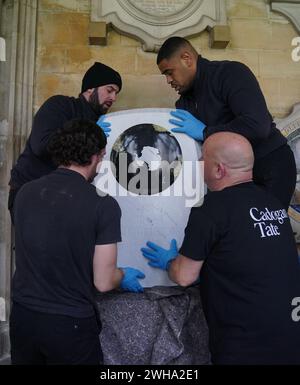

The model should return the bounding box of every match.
[141,239,178,271]
[120,267,145,293]
[97,115,111,137]
[169,109,206,141]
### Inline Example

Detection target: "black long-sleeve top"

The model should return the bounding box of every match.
[176,56,286,159]
[9,95,98,189]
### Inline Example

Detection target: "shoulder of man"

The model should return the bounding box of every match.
[192,190,229,220]
[34,95,82,122]
[40,94,77,108]
[209,60,258,98]
[14,175,44,207]
[197,59,252,88]
[94,191,121,214]
[35,95,77,114]
[197,56,252,80]
[216,60,255,82]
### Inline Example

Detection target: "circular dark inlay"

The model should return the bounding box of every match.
[110,123,182,195]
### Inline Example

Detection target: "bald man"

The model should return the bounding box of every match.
[142,132,300,365]
[157,37,296,210]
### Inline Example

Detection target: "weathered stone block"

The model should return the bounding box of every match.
[89,46,137,74]
[190,32,210,50]
[227,0,268,18]
[209,25,230,49]
[38,13,89,46]
[107,30,121,46]
[259,51,300,79]
[65,47,92,73]
[270,23,298,51]
[40,0,90,13]
[230,19,271,49]
[121,35,140,47]
[36,45,65,73]
[279,78,300,111]
[136,49,158,75]
[89,22,107,46]
[110,75,177,112]
[35,73,82,106]
[201,48,259,76]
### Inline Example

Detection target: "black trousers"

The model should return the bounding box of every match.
[9,302,103,365]
[253,144,296,211]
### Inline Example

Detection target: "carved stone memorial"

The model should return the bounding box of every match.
[90,0,229,51]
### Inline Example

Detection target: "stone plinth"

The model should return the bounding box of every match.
[97,286,210,365]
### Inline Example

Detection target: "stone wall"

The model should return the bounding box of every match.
[35,0,300,118]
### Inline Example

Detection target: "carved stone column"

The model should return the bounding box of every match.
[0,0,37,364]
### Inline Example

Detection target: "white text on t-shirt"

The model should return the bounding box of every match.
[249,207,288,238]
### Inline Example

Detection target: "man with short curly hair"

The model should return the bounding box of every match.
[9,119,145,365]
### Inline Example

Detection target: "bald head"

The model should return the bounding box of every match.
[203,132,254,191]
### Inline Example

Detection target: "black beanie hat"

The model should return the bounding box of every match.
[81,62,122,93]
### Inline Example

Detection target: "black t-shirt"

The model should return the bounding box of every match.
[180,182,300,364]
[12,168,121,318]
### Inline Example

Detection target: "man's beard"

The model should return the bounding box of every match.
[88,88,108,115]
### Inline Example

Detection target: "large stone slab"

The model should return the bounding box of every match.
[93,108,204,288]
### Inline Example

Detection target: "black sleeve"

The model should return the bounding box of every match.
[30,95,74,157]
[179,203,219,262]
[204,62,272,143]
[95,196,122,245]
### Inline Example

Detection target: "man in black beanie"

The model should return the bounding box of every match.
[81,62,122,115]
[8,62,122,219]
